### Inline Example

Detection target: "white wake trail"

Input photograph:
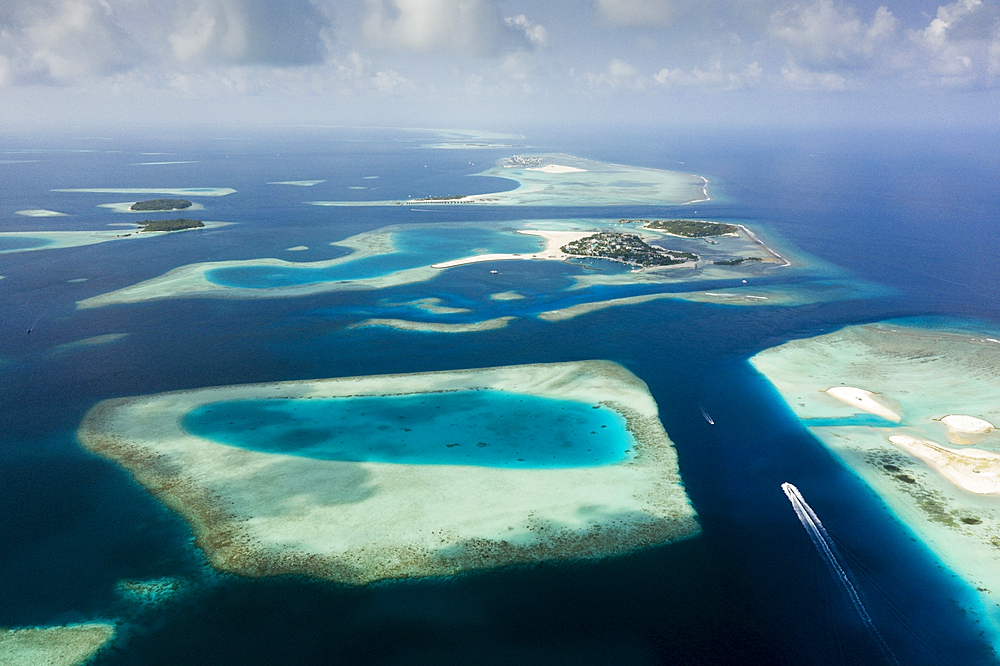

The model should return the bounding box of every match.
[782,482,898,665]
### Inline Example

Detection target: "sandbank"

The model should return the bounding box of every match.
[491,291,525,301]
[53,187,235,196]
[48,334,127,356]
[349,316,515,333]
[0,623,116,666]
[825,387,902,422]
[268,180,325,186]
[78,361,698,584]
[431,230,594,268]
[308,154,706,207]
[0,221,227,255]
[397,298,471,314]
[942,414,995,442]
[286,245,309,252]
[16,209,66,217]
[526,165,586,174]
[889,436,1000,494]
[750,321,1000,648]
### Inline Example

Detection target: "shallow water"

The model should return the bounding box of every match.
[182,391,632,468]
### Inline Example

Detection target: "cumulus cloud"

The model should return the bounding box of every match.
[593,0,672,26]
[588,59,646,88]
[654,61,762,89]
[168,0,334,66]
[362,0,533,55]
[505,14,547,46]
[780,61,848,89]
[0,0,335,86]
[0,0,140,84]
[770,0,898,67]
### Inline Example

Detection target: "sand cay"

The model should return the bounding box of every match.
[0,623,116,666]
[889,435,1000,494]
[750,321,1000,647]
[78,361,699,584]
[825,387,901,422]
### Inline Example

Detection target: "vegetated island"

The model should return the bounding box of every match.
[129,198,193,211]
[561,232,698,268]
[628,219,739,237]
[137,218,204,232]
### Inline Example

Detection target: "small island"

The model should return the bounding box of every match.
[713,257,762,266]
[138,218,204,232]
[129,199,193,211]
[624,219,739,237]
[561,232,698,268]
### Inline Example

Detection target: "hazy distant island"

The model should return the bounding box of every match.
[624,219,739,237]
[138,218,203,232]
[129,199,193,211]
[561,232,698,268]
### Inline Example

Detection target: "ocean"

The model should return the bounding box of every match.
[1,124,999,664]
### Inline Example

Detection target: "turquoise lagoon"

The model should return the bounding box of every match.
[206,226,543,289]
[0,236,52,253]
[182,390,633,468]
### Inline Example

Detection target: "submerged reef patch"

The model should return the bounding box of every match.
[78,361,698,584]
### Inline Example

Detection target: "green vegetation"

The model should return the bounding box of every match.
[624,219,738,237]
[129,199,193,211]
[138,218,204,232]
[561,232,698,268]
[412,195,468,202]
[712,257,762,266]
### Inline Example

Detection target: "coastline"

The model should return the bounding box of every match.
[750,321,1000,650]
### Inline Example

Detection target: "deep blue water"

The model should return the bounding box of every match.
[1,125,999,665]
[182,391,631,467]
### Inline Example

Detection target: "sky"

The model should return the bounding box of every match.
[1,0,999,130]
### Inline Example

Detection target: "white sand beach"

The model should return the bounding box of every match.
[431,230,594,269]
[825,386,902,422]
[78,361,698,584]
[526,165,586,174]
[889,435,1000,494]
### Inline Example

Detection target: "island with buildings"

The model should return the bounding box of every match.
[560,232,698,268]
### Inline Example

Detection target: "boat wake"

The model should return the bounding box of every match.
[782,482,899,665]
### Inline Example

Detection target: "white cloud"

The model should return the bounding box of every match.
[905,0,998,84]
[588,58,646,88]
[504,14,547,46]
[593,0,672,26]
[371,68,415,93]
[770,0,898,67]
[362,0,522,55]
[780,61,848,89]
[4,0,139,84]
[654,61,762,89]
[168,0,333,66]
